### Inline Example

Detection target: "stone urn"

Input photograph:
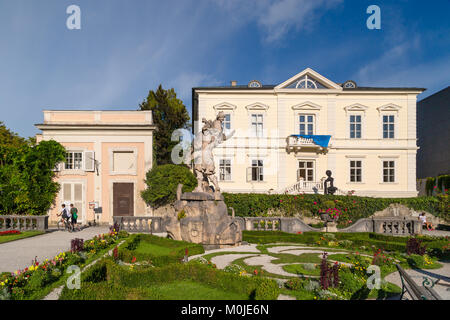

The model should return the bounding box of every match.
[319,213,338,232]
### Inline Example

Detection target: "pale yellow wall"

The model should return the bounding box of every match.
[196,87,420,197]
[37,110,154,224]
[48,142,95,224]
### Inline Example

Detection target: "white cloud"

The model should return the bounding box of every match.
[212,0,343,42]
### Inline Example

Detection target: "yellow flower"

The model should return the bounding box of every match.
[0,282,4,287]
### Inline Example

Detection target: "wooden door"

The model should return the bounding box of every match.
[113,183,134,216]
[62,182,84,222]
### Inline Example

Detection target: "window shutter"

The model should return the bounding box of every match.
[84,151,95,172]
[246,167,252,182]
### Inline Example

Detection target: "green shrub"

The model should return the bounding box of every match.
[141,164,197,208]
[285,278,304,291]
[222,193,447,222]
[406,254,425,268]
[254,278,279,300]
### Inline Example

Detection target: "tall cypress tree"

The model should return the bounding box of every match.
[139,85,190,165]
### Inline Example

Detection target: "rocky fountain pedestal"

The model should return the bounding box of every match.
[164,185,242,249]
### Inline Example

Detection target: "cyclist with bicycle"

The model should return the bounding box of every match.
[58,204,72,232]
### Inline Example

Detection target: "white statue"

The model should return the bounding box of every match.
[192,111,234,193]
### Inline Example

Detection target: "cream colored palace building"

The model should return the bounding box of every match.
[192,68,425,197]
[36,110,155,225]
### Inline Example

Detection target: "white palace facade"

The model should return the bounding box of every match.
[192,68,425,198]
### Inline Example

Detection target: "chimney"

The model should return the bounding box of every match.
[230,80,237,87]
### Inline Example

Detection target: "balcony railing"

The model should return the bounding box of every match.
[284,179,324,194]
[286,135,331,153]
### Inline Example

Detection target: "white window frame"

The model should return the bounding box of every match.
[250,113,264,138]
[248,159,264,182]
[381,114,396,139]
[109,147,138,176]
[218,158,232,181]
[292,102,322,136]
[349,159,363,183]
[382,159,396,183]
[297,114,316,135]
[297,160,315,182]
[64,151,84,170]
[349,114,363,139]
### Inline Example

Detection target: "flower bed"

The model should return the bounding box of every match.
[0,229,129,300]
[0,230,21,236]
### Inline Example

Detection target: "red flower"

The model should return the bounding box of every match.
[131,256,136,263]
[297,231,302,234]
[253,269,258,275]
[313,202,317,205]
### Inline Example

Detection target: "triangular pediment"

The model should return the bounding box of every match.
[291,101,323,110]
[344,103,369,113]
[276,68,342,90]
[377,103,402,112]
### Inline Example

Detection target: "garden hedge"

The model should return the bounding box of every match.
[65,257,279,300]
[223,193,449,223]
[118,234,205,266]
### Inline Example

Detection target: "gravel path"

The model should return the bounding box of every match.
[210,254,258,269]
[0,227,110,272]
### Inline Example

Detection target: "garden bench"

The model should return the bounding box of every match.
[395,264,442,300]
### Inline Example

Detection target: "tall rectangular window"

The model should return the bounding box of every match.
[350,115,361,139]
[350,160,362,182]
[299,115,314,135]
[251,114,263,137]
[251,160,264,181]
[383,161,395,182]
[298,161,314,181]
[219,159,231,181]
[383,115,395,138]
[222,113,231,131]
[65,152,83,170]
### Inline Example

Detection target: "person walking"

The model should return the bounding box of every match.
[70,204,80,232]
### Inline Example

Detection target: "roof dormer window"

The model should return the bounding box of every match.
[286,75,326,89]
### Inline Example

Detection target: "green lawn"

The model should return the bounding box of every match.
[135,242,178,257]
[282,264,320,276]
[147,280,248,300]
[0,231,44,244]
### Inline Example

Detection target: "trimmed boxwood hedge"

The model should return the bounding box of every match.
[242,231,450,259]
[63,257,279,300]
[223,193,449,222]
[118,234,205,266]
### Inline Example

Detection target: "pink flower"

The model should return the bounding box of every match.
[313,202,317,205]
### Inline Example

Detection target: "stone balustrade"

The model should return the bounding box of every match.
[111,215,422,236]
[236,216,421,236]
[113,216,165,233]
[0,215,49,231]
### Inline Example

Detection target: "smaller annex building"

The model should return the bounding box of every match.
[35,110,155,226]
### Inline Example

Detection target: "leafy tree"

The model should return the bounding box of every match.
[0,140,66,215]
[139,85,190,165]
[141,164,197,208]
[0,121,26,148]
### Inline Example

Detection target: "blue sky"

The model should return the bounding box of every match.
[1,0,449,138]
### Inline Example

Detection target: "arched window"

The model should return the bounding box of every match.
[286,75,326,89]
